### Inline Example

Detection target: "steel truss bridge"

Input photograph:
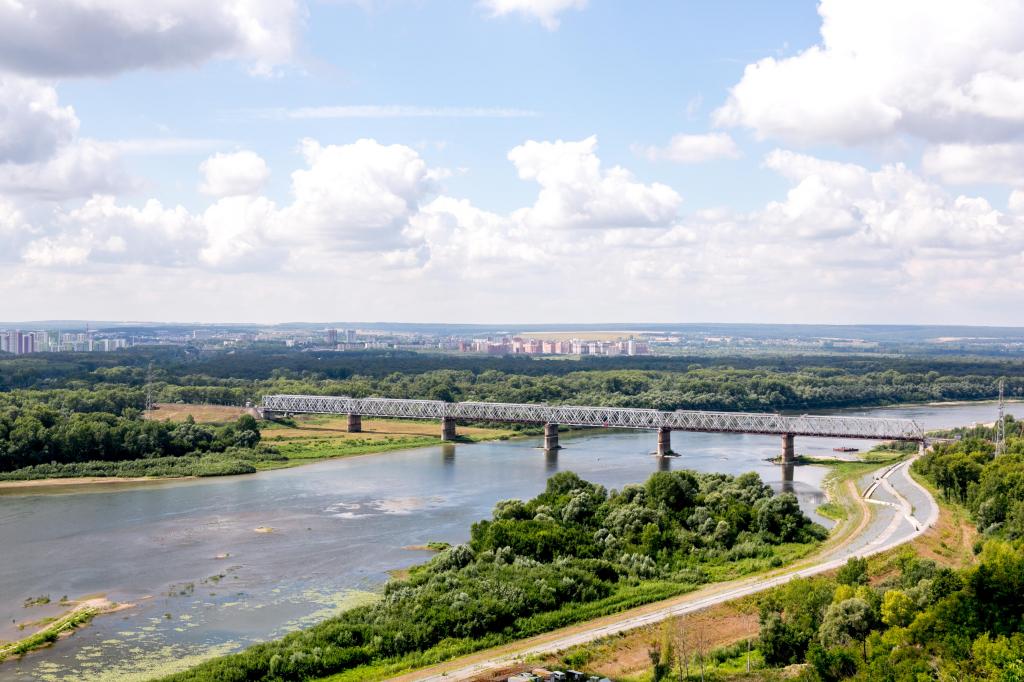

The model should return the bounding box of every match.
[259,394,925,445]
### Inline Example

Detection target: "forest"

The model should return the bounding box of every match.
[0,347,1019,479]
[0,391,270,476]
[1,347,1021,411]
[156,469,825,681]
[914,417,1024,541]
[747,544,1024,680]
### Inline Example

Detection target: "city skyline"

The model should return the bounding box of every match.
[2,1,1024,324]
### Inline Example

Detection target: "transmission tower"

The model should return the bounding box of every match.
[145,361,155,415]
[995,378,1006,457]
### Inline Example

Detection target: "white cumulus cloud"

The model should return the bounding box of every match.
[715,0,1024,146]
[509,135,681,230]
[279,138,436,252]
[0,139,131,199]
[638,133,741,163]
[0,75,78,163]
[922,143,1024,186]
[199,151,270,197]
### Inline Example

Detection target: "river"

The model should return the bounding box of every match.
[0,400,1008,681]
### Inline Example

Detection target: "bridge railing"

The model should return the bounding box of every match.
[259,394,924,441]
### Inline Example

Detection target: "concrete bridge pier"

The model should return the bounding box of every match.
[657,427,674,457]
[918,441,926,457]
[544,423,561,450]
[347,413,362,433]
[441,416,457,441]
[781,434,795,464]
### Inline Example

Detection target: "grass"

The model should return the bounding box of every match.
[314,541,824,682]
[816,501,847,521]
[258,415,515,469]
[1,410,520,485]
[146,403,248,424]
[0,606,98,662]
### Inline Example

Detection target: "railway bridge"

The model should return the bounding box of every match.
[259,395,925,462]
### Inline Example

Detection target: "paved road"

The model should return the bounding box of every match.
[392,457,939,682]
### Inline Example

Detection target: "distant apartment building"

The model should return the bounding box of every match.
[1,329,129,354]
[460,335,650,357]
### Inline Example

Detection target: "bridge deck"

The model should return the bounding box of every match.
[259,395,924,441]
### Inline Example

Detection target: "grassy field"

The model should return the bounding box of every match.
[147,404,518,470]
[146,403,248,423]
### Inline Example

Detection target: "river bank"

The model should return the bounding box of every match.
[0,400,999,681]
[0,413,521,491]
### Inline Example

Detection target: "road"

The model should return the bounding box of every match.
[389,456,939,682]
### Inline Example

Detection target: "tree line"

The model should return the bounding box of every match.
[0,394,264,473]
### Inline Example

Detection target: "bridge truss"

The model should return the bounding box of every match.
[259,394,924,441]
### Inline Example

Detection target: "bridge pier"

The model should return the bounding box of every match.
[544,423,561,450]
[441,416,457,441]
[657,427,674,457]
[918,441,926,457]
[781,434,795,464]
[347,413,362,433]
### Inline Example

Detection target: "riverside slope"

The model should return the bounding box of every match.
[392,455,938,682]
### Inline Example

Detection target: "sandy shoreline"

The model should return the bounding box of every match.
[0,475,195,491]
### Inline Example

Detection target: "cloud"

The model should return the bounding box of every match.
[0,75,78,163]
[922,143,1024,186]
[508,135,682,230]
[279,138,436,252]
[199,151,270,196]
[637,133,741,163]
[758,149,1020,254]
[479,0,587,30]
[19,195,202,267]
[263,105,539,119]
[715,0,1024,146]
[0,139,132,199]
[200,195,282,269]
[0,0,302,77]
[1011,190,1024,214]
[0,77,131,199]
[13,136,1024,325]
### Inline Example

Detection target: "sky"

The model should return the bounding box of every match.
[1,0,1023,325]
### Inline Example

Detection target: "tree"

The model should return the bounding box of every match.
[836,556,868,586]
[820,598,872,658]
[881,589,914,628]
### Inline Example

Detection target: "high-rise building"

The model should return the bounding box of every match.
[326,328,338,345]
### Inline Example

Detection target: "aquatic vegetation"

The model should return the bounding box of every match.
[157,469,825,681]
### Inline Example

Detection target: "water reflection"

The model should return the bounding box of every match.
[544,448,559,473]
[441,443,456,465]
[780,462,795,494]
[657,454,673,472]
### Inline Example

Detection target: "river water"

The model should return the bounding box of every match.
[0,400,1009,681]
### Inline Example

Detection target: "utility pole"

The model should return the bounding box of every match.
[995,379,1006,457]
[145,361,155,415]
